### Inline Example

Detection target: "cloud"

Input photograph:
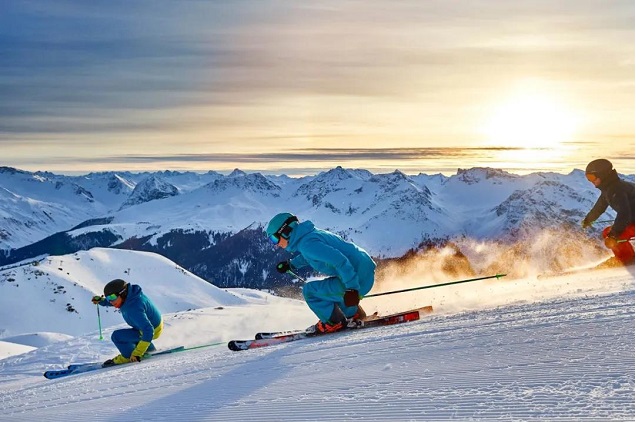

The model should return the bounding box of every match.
[66,146,523,163]
[0,1,633,176]
[2,1,632,120]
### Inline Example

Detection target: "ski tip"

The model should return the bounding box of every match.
[43,369,74,379]
[227,341,242,351]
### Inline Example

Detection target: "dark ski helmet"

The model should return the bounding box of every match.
[103,278,128,299]
[585,159,613,179]
[266,212,298,244]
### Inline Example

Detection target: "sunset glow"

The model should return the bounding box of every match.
[482,93,579,149]
[0,1,633,176]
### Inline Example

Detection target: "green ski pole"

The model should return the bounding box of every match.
[364,273,507,298]
[281,269,506,300]
[287,269,306,282]
[96,303,103,340]
[617,238,635,244]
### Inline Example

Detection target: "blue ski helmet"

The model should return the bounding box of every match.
[266,212,298,242]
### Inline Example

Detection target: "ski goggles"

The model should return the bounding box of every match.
[104,287,127,301]
[585,173,598,182]
[267,215,298,245]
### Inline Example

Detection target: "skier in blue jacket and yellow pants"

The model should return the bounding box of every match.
[266,213,375,334]
[92,279,163,366]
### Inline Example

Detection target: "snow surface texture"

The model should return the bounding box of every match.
[0,250,633,420]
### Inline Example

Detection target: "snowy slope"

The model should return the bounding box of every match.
[0,248,246,338]
[0,266,633,420]
[0,167,130,249]
[0,341,34,360]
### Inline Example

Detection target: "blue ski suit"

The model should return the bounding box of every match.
[284,220,376,322]
[97,284,163,358]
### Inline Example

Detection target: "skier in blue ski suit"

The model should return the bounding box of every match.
[91,279,163,365]
[266,212,376,333]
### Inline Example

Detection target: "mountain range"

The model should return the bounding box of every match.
[1,165,632,290]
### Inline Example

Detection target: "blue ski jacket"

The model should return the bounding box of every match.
[285,220,376,291]
[99,284,162,343]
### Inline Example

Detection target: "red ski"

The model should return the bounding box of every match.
[228,306,431,351]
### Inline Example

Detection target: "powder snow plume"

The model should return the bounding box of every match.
[366,229,621,317]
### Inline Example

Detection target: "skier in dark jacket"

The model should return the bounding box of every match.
[91,279,163,366]
[266,212,375,334]
[581,159,635,265]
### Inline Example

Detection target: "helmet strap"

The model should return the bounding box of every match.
[276,216,298,239]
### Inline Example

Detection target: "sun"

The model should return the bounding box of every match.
[482,93,578,148]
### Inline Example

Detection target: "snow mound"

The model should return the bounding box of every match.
[1,332,73,348]
[0,248,247,338]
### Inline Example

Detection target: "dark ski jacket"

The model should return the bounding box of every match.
[585,169,635,238]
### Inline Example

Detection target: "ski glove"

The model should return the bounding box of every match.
[343,289,360,307]
[276,261,291,274]
[91,295,102,304]
[581,217,593,229]
[604,236,618,249]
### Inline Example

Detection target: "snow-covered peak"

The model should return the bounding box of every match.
[369,170,426,193]
[455,167,519,185]
[106,174,135,194]
[294,166,367,204]
[0,167,94,205]
[203,172,281,196]
[491,180,593,240]
[313,166,362,183]
[119,176,179,209]
[0,166,28,176]
[228,168,248,178]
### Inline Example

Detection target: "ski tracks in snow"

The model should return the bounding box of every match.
[0,290,634,421]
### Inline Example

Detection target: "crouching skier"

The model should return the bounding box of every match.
[266,212,375,334]
[91,279,163,366]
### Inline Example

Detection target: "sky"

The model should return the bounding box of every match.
[1,1,634,176]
